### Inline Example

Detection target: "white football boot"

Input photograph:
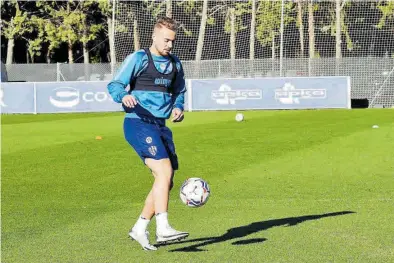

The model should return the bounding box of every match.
[156,226,189,244]
[129,229,157,251]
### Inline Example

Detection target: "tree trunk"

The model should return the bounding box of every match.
[5,2,20,65]
[166,0,172,18]
[29,51,34,64]
[308,0,315,59]
[67,1,73,64]
[27,44,35,64]
[133,17,140,51]
[195,0,208,78]
[108,16,116,64]
[297,0,305,58]
[250,0,256,60]
[336,0,342,59]
[195,0,208,61]
[308,0,315,76]
[230,8,236,77]
[230,8,236,60]
[249,0,256,76]
[26,46,29,64]
[68,39,74,64]
[127,3,140,52]
[46,48,51,64]
[6,38,14,65]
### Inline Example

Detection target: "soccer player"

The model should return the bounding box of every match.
[107,17,188,251]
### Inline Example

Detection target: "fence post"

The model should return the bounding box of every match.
[111,0,116,76]
[57,63,60,82]
[33,82,37,114]
[187,79,193,112]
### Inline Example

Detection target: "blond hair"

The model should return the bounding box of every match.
[154,17,178,32]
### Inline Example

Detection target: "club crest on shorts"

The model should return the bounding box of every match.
[146,137,152,144]
[148,146,157,156]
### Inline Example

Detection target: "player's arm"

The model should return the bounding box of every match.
[172,60,186,111]
[171,59,186,122]
[107,53,142,104]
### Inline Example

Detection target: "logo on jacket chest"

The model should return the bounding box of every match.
[154,77,172,87]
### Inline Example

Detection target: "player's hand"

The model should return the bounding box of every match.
[122,95,138,108]
[171,108,184,123]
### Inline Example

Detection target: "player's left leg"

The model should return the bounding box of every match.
[144,158,188,243]
[130,188,154,231]
[152,126,188,243]
[128,188,158,251]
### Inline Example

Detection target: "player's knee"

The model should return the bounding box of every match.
[156,165,172,180]
[147,158,173,183]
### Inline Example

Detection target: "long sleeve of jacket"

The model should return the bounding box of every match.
[171,58,186,111]
[107,51,144,103]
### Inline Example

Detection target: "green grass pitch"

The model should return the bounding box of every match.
[2,109,394,262]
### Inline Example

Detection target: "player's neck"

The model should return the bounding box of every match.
[149,46,168,58]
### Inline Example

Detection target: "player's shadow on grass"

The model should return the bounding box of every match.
[158,211,355,252]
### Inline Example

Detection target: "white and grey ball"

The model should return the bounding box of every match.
[235,113,244,122]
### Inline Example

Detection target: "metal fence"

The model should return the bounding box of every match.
[4,58,393,108]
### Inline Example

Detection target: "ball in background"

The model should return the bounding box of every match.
[235,113,244,122]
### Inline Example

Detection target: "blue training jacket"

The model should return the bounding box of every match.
[107,49,186,119]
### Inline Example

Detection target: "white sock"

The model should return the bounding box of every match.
[132,215,150,233]
[156,212,170,233]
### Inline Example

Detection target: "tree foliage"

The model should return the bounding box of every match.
[1,0,394,63]
[255,0,293,47]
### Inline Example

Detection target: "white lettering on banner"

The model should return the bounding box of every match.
[211,84,262,105]
[0,87,7,107]
[82,92,110,102]
[275,83,326,104]
[49,87,113,108]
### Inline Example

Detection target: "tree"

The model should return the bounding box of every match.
[335,0,342,58]
[195,0,208,62]
[330,0,352,58]
[250,0,256,60]
[1,0,33,64]
[96,0,116,64]
[308,0,316,59]
[256,0,293,61]
[224,1,249,60]
[296,0,305,58]
[36,1,81,63]
[145,0,195,48]
[377,0,394,57]
[74,1,103,64]
[166,0,172,18]
[315,1,352,58]
[26,16,45,63]
[56,1,101,63]
[377,0,394,29]
[175,0,209,77]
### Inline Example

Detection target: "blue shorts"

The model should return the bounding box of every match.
[123,117,179,170]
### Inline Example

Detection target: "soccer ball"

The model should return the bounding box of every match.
[235,113,244,122]
[179,178,210,208]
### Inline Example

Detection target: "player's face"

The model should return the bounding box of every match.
[153,27,176,56]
